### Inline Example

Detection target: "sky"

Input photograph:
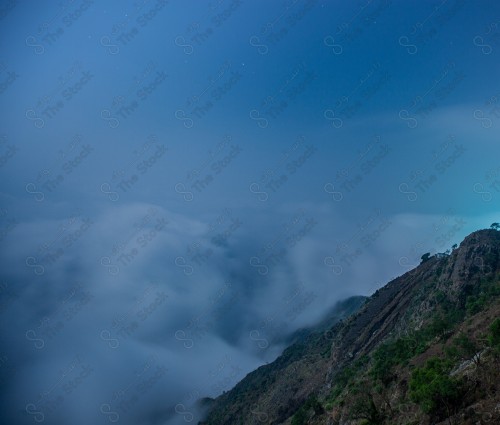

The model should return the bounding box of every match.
[0,0,499,424]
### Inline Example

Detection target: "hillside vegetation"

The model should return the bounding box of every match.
[200,228,500,425]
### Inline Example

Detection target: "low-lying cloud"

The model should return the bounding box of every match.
[0,201,493,424]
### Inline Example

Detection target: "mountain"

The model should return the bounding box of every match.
[197,295,367,424]
[199,228,500,425]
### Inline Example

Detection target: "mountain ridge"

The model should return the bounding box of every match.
[200,228,500,425]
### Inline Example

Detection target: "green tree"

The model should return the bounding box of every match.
[445,333,481,366]
[370,343,396,385]
[409,357,463,419]
[490,222,500,230]
[291,395,324,425]
[291,407,308,425]
[420,252,431,263]
[349,390,384,425]
[488,318,500,348]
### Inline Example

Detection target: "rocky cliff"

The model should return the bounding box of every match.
[201,229,500,425]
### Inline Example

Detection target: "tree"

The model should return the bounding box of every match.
[488,318,500,348]
[409,357,463,420]
[445,333,481,366]
[349,391,384,425]
[346,380,384,425]
[420,252,431,263]
[491,222,500,230]
[291,395,324,425]
[370,343,396,386]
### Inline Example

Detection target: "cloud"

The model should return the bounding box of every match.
[1,199,498,424]
[0,202,347,424]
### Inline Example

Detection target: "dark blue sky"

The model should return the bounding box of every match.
[1,1,499,424]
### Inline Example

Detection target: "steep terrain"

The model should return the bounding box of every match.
[198,296,367,425]
[200,228,500,425]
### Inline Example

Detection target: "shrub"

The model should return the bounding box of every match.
[421,253,431,263]
[291,395,324,425]
[488,318,500,348]
[445,333,480,365]
[291,407,308,425]
[409,357,463,416]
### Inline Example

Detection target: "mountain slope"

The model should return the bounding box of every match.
[200,228,500,425]
[198,296,367,425]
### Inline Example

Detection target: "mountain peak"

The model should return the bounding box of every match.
[461,227,500,246]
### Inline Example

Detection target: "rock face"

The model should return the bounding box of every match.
[200,229,500,425]
[330,230,500,367]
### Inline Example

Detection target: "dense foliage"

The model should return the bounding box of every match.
[409,357,463,415]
